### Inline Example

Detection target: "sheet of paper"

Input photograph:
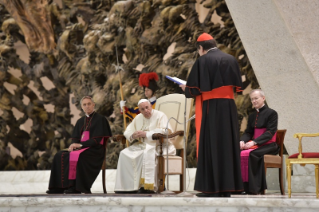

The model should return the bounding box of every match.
[165,75,186,85]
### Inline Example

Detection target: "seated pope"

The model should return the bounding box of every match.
[114,99,176,193]
[239,89,279,194]
[46,96,112,194]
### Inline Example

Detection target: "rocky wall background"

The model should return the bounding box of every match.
[0,0,257,170]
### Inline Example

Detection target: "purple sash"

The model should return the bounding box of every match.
[68,131,104,180]
[240,128,276,182]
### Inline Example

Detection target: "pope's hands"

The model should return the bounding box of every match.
[131,131,146,140]
[68,143,82,152]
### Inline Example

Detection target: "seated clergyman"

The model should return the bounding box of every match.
[46,96,112,194]
[114,99,176,193]
[239,89,279,194]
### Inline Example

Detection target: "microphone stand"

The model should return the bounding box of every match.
[176,96,193,197]
[160,127,175,195]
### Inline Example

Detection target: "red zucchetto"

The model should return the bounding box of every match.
[197,33,214,42]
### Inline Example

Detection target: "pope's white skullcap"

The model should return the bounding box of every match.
[138,99,150,106]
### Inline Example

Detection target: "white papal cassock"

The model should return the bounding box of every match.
[114,109,176,192]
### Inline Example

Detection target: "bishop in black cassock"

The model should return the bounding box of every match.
[240,89,279,194]
[47,96,112,194]
[180,33,244,197]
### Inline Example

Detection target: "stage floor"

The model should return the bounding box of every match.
[1,170,318,211]
[0,192,318,212]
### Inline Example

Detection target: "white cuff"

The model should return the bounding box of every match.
[129,134,134,142]
[146,132,153,141]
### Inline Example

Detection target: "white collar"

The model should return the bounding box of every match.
[85,111,94,117]
[148,96,156,102]
[256,104,265,112]
[206,47,217,53]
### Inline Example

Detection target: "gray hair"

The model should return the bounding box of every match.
[249,89,265,97]
[80,96,95,105]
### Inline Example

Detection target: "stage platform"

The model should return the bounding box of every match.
[0,192,319,212]
[1,169,319,211]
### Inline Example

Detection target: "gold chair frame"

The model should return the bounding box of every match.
[286,133,319,198]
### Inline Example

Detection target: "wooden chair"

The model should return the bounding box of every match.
[286,132,319,198]
[263,129,287,195]
[151,93,193,193]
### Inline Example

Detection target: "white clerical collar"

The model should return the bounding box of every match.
[207,47,217,53]
[85,111,94,117]
[256,104,265,112]
[148,96,156,102]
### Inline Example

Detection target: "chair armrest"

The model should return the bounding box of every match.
[152,130,184,142]
[112,134,127,146]
[293,133,319,159]
[293,133,319,139]
[152,131,184,156]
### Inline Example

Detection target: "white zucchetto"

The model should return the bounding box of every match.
[137,99,150,106]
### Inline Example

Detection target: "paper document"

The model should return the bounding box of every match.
[166,75,186,85]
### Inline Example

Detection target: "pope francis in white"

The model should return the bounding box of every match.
[114,99,176,193]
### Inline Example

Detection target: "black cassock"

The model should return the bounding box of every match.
[48,111,112,193]
[185,49,243,193]
[240,105,279,194]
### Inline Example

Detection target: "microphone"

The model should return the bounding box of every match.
[186,114,195,123]
[165,114,195,128]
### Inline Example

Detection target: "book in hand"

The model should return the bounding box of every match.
[165,75,186,85]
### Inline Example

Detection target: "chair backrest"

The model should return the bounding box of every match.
[276,129,287,157]
[155,93,193,149]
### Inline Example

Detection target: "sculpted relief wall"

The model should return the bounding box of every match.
[0,0,257,170]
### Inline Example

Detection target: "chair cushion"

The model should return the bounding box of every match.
[288,152,319,158]
[264,155,281,164]
[163,156,182,174]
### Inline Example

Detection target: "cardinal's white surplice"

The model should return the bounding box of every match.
[114,109,176,192]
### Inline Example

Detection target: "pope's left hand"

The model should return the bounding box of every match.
[132,131,146,139]
[136,131,146,138]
